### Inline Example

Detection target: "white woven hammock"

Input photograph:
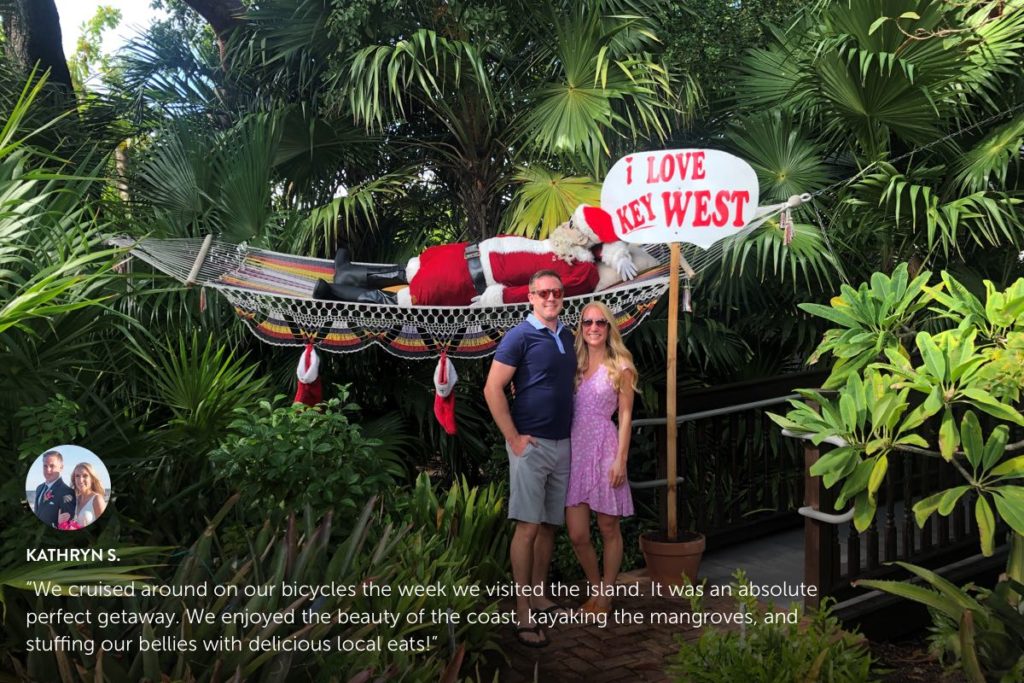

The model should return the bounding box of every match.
[110,237,677,358]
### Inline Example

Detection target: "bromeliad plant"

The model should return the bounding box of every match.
[770,265,1024,612]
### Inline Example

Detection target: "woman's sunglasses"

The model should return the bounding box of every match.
[581,318,609,328]
[530,288,563,300]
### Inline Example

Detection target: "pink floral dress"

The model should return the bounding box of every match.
[566,365,634,516]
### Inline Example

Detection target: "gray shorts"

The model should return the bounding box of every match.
[507,437,571,525]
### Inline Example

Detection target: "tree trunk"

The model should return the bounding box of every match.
[180,0,246,63]
[2,0,73,93]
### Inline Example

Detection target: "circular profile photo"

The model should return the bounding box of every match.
[26,445,110,531]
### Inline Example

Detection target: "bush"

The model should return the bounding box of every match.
[209,386,404,517]
[397,473,511,586]
[668,575,875,682]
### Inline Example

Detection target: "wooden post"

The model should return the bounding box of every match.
[666,242,680,540]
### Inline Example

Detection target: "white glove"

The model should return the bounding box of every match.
[473,284,506,307]
[617,258,638,281]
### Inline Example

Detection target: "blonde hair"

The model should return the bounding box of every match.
[574,302,638,393]
[72,462,105,498]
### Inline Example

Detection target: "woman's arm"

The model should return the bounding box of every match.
[609,369,635,487]
[93,494,107,517]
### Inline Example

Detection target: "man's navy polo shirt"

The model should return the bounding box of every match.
[494,313,576,440]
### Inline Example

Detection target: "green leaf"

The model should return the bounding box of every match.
[917,332,946,381]
[993,487,1024,536]
[809,446,853,478]
[976,496,995,556]
[839,393,858,430]
[868,16,890,35]
[892,562,985,612]
[981,425,1010,472]
[895,433,929,448]
[853,492,876,532]
[870,392,896,430]
[961,388,1024,425]
[914,490,946,527]
[960,411,983,470]
[901,386,943,431]
[991,455,1024,479]
[867,455,889,502]
[799,302,861,328]
[899,11,921,20]
[938,486,970,516]
[837,459,873,507]
[939,408,959,461]
[853,579,960,618]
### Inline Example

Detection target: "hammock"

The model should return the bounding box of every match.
[110,237,675,359]
[110,194,808,361]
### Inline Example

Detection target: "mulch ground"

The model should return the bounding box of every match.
[870,639,967,683]
[484,573,739,683]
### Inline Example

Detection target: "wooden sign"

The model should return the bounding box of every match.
[601,149,760,247]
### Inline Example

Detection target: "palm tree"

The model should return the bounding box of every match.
[344,0,687,239]
[727,0,1024,279]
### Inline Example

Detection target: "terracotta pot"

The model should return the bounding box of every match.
[639,530,705,587]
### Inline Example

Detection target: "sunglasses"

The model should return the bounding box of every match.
[530,288,563,300]
[581,318,609,328]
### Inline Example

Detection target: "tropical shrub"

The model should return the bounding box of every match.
[142,332,270,449]
[771,265,1024,559]
[209,387,404,518]
[771,265,1024,680]
[399,473,510,586]
[668,574,875,682]
[857,565,1024,682]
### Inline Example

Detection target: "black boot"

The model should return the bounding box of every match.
[313,279,397,304]
[366,268,407,288]
[332,247,406,288]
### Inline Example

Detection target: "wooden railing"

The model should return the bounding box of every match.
[802,440,1003,608]
[631,370,827,547]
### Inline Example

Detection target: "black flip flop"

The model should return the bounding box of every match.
[513,625,549,648]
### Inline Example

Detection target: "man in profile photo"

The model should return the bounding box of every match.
[33,451,76,528]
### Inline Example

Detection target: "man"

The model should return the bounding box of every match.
[484,270,574,648]
[33,450,76,528]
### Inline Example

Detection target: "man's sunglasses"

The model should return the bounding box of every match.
[582,318,609,328]
[530,288,563,300]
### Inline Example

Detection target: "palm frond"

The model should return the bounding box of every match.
[952,115,1024,193]
[726,110,834,202]
[298,170,414,255]
[503,165,601,237]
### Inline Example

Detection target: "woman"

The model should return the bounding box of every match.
[71,462,106,527]
[566,301,637,614]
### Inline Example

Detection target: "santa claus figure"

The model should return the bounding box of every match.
[313,205,643,306]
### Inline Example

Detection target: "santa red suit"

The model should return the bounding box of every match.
[396,205,637,307]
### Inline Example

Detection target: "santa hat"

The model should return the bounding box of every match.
[571,205,617,244]
[433,351,458,435]
[293,343,323,407]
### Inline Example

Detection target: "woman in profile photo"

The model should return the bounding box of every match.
[69,462,107,528]
[566,301,637,615]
